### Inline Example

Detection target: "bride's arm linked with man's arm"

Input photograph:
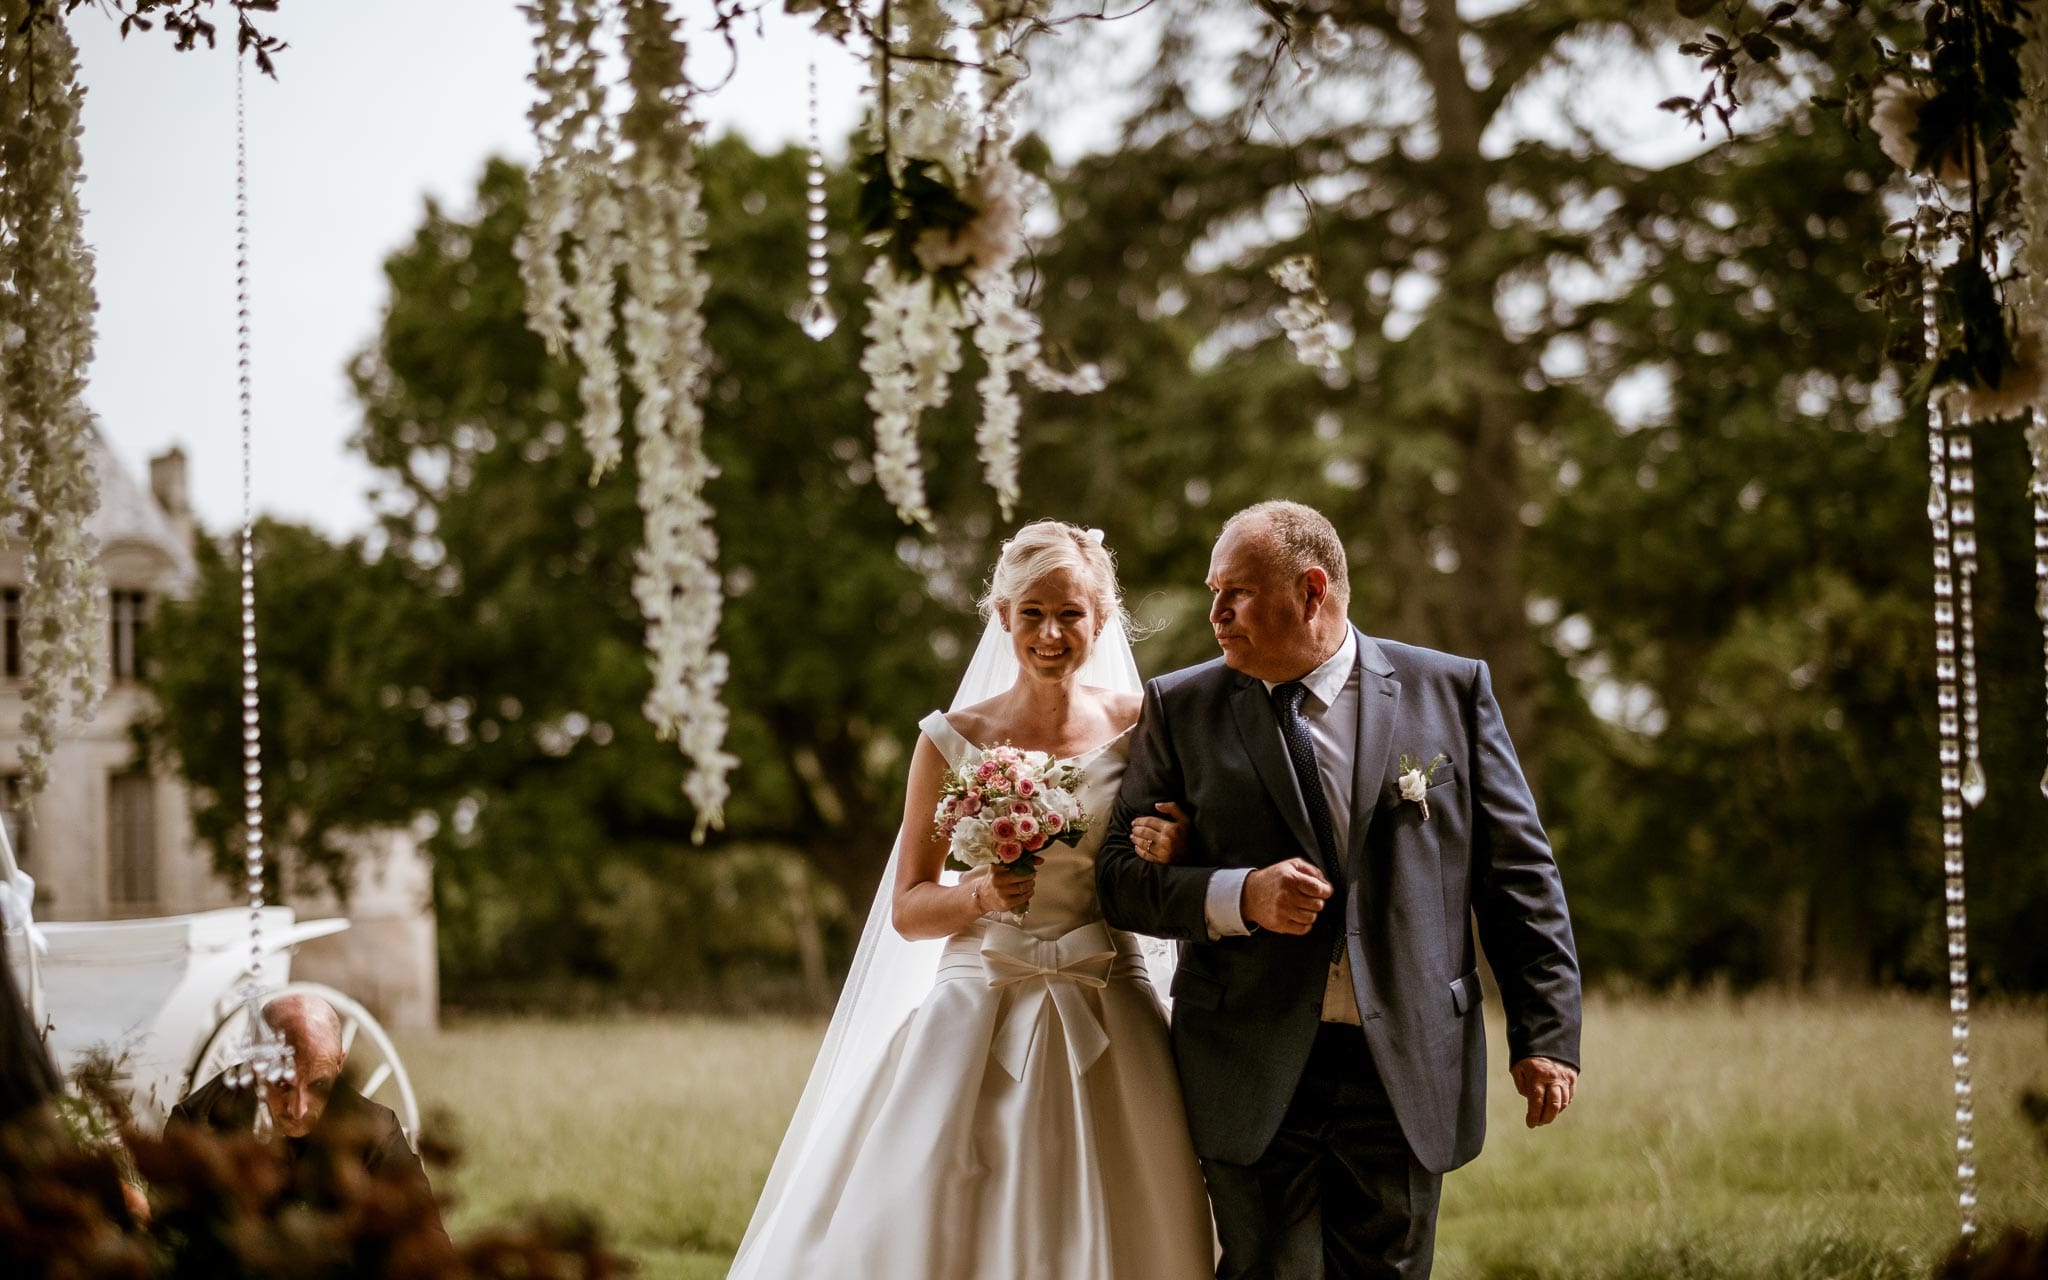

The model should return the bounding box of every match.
[1096,680,1215,940]
[1099,679,1335,941]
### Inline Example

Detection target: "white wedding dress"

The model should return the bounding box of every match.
[726,708,1215,1279]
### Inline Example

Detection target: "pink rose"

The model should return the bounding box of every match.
[1016,777,1038,798]
[1011,801,1032,816]
[991,817,1019,842]
[1043,811,1064,833]
[976,762,997,782]
[996,841,1025,864]
[1024,834,1047,853]
[1015,815,1039,839]
[959,793,983,817]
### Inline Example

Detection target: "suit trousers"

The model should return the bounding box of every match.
[1201,1023,1442,1280]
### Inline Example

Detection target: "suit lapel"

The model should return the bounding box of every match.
[1347,628,1401,880]
[1228,678,1327,875]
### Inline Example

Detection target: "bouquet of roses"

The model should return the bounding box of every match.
[933,743,1091,914]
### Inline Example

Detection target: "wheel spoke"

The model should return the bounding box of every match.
[360,1061,392,1098]
[341,1016,359,1055]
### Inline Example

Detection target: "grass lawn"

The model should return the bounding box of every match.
[396,995,2048,1280]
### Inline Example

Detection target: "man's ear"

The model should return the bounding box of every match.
[1302,566,1331,619]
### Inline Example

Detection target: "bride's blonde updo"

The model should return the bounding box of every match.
[979,520,1129,636]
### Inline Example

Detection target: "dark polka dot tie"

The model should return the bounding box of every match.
[1272,680,1339,875]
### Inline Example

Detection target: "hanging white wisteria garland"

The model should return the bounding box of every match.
[514,0,1120,833]
[860,260,959,529]
[618,0,735,841]
[0,3,105,802]
[517,0,733,837]
[518,0,629,481]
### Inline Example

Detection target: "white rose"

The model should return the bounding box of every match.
[1041,787,1081,825]
[1398,770,1429,805]
[951,816,994,866]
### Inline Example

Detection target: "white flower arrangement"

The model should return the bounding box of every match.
[851,0,1105,528]
[515,0,734,837]
[0,8,106,801]
[1270,254,1343,372]
[616,0,734,840]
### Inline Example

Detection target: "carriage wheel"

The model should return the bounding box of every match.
[184,981,422,1145]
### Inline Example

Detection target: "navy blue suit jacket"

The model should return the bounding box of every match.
[1096,627,1582,1174]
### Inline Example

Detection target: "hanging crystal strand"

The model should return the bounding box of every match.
[2031,407,2048,798]
[1952,419,1986,808]
[226,46,293,1111]
[798,58,838,340]
[1913,165,1976,1241]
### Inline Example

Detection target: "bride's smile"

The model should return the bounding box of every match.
[1005,564,1101,679]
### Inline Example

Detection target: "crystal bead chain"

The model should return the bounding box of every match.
[2032,408,2048,800]
[1951,422,1984,809]
[797,59,837,340]
[227,47,293,1097]
[1914,168,1975,1240]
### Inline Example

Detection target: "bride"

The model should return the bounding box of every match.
[728,521,1215,1278]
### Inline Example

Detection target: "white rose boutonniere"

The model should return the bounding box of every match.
[1396,752,1449,821]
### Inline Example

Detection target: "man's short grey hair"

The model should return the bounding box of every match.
[1223,500,1351,608]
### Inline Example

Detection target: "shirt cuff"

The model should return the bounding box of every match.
[1204,867,1254,939]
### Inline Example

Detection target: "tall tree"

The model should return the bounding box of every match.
[1033,0,1699,747]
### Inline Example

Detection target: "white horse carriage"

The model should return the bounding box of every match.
[1,819,419,1137]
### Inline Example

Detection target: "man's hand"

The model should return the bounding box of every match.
[1510,1057,1577,1128]
[1241,858,1332,934]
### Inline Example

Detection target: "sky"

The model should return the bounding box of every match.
[69,2,1707,540]
[71,1,871,539]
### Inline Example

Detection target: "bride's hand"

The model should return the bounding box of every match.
[1130,802,1193,864]
[969,861,1041,915]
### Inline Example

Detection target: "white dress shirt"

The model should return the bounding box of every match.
[1202,629,1366,1023]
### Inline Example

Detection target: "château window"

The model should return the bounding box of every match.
[110,590,150,682]
[2,589,20,679]
[0,774,26,868]
[107,767,158,907]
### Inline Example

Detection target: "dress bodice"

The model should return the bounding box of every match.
[917,710,1132,938]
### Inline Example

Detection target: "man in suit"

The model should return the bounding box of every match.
[168,993,447,1245]
[1097,500,1582,1280]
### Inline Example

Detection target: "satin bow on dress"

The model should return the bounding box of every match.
[978,920,1119,1080]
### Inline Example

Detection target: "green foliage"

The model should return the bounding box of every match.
[142,8,2048,996]
[1665,0,2035,399]
[143,521,427,900]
